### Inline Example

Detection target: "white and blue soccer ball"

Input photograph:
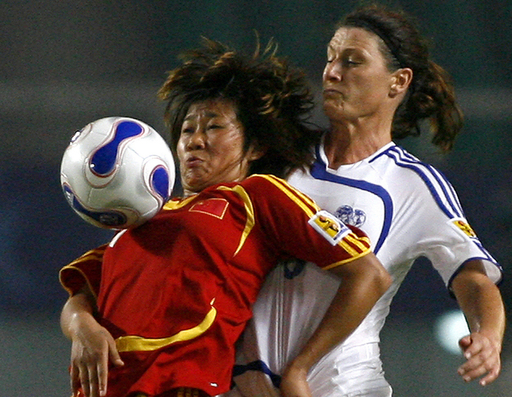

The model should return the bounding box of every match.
[60,116,175,229]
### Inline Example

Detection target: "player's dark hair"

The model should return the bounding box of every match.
[158,38,319,178]
[339,4,463,152]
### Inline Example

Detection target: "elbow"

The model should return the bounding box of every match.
[330,253,392,297]
[377,265,392,295]
[367,255,392,295]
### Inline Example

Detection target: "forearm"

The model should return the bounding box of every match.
[451,259,505,385]
[452,262,505,347]
[60,288,98,340]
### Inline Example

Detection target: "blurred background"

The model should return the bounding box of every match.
[1,0,511,395]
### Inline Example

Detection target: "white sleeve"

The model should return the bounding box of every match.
[404,176,502,287]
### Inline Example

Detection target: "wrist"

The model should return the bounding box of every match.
[68,311,97,337]
[284,357,312,377]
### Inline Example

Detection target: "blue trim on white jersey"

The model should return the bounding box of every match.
[233,360,281,388]
[448,253,504,298]
[377,145,502,287]
[310,146,393,254]
[375,146,465,219]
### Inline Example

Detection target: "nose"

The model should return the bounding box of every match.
[186,127,206,150]
[323,61,342,82]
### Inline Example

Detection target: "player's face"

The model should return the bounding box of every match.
[177,99,260,196]
[322,27,398,123]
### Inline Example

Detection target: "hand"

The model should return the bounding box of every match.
[70,319,124,397]
[457,332,501,386]
[279,365,312,397]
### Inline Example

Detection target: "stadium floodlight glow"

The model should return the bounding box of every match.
[433,310,469,355]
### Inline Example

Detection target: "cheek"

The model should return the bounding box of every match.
[354,75,388,100]
[216,133,245,158]
[369,80,392,102]
[176,143,185,164]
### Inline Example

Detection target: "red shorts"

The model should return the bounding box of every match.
[76,388,210,397]
[132,389,210,397]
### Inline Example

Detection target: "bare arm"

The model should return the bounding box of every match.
[61,286,124,397]
[451,259,505,386]
[279,253,391,397]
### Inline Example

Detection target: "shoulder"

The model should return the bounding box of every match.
[372,145,465,218]
[241,174,302,194]
[371,145,440,181]
[245,174,316,198]
[240,174,320,212]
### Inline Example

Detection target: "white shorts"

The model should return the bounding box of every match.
[229,343,392,397]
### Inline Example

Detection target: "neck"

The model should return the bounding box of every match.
[324,119,392,168]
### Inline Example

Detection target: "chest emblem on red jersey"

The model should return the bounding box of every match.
[308,210,351,246]
[189,198,229,219]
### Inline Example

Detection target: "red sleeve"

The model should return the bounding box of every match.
[59,244,106,298]
[244,174,371,269]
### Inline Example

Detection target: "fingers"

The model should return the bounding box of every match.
[69,336,115,397]
[478,366,501,387]
[70,364,81,397]
[457,333,501,386]
[97,357,108,397]
[70,360,92,397]
[97,340,124,397]
[458,335,471,350]
[81,363,106,397]
[458,353,501,386]
[70,360,109,397]
[109,342,125,368]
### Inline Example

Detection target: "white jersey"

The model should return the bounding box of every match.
[228,142,502,397]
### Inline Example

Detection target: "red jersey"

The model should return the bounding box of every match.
[60,174,371,396]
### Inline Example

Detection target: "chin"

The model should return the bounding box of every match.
[323,102,344,119]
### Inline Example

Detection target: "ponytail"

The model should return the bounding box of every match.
[393,60,463,152]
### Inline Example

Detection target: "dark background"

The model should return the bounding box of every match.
[1,1,511,395]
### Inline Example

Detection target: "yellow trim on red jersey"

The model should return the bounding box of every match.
[254,174,320,216]
[67,246,106,267]
[115,300,217,352]
[216,185,255,256]
[256,175,370,255]
[59,265,99,300]
[163,195,197,210]
[59,245,106,299]
[322,250,370,270]
[338,233,371,255]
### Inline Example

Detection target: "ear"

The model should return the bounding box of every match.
[389,68,413,98]
[246,144,267,162]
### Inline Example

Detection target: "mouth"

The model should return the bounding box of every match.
[184,155,204,168]
[323,87,342,96]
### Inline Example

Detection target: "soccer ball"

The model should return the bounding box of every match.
[60,116,175,229]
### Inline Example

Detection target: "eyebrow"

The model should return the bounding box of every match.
[184,111,221,121]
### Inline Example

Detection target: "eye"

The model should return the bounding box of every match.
[344,57,361,67]
[181,123,195,134]
[207,123,225,131]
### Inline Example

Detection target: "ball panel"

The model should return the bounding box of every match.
[60,116,176,229]
[62,184,129,229]
[89,120,145,177]
[151,166,170,202]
